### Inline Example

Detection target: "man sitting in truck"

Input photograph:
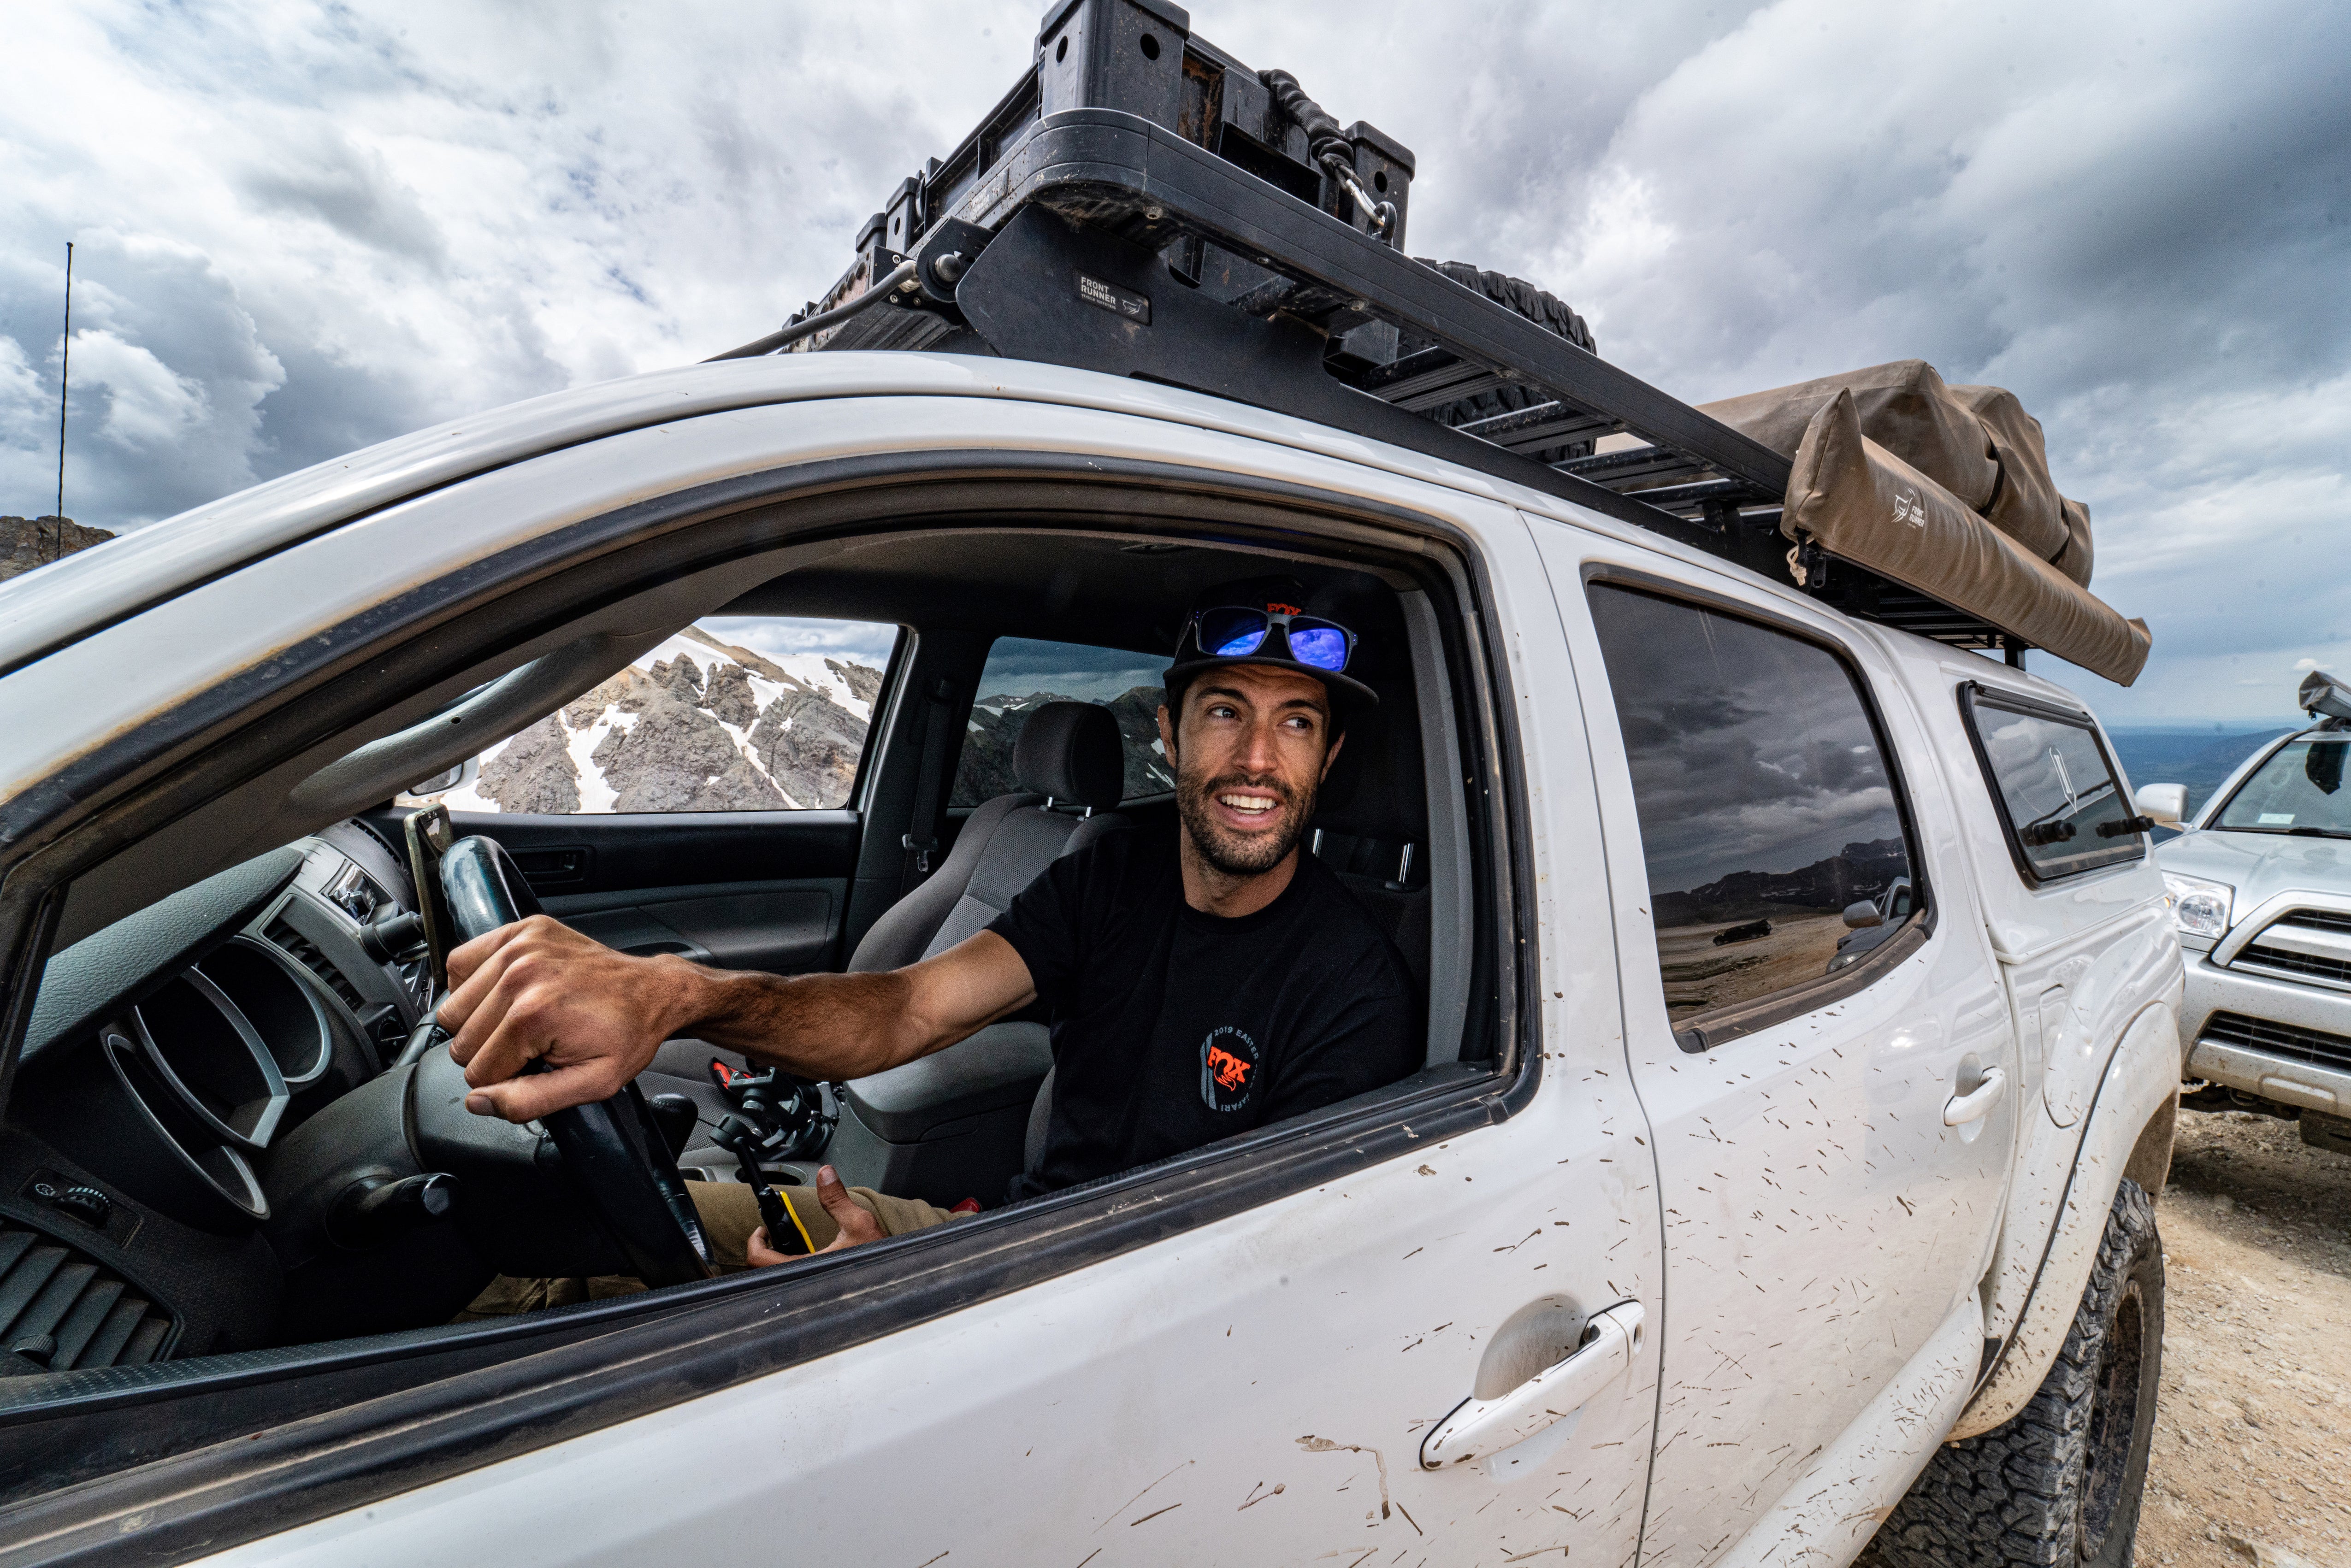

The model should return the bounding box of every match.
[441,578,1418,1278]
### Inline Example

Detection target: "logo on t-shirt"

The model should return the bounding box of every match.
[1200,1026,1258,1113]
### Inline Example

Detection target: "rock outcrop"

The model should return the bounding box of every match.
[1,516,113,583]
[748,691,868,808]
[703,662,760,727]
[477,713,581,813]
[472,643,884,814]
[827,658,885,707]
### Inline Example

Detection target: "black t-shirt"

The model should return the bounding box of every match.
[987,825,1418,1201]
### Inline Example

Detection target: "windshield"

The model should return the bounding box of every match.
[2213,734,2351,837]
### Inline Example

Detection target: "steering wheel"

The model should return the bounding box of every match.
[442,836,714,1288]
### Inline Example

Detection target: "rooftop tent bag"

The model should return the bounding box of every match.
[1699,359,1999,512]
[1700,360,2094,578]
[2052,496,2094,588]
[1947,382,2071,564]
[1782,389,2150,685]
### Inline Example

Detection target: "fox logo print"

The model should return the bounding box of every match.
[1199,1026,1258,1113]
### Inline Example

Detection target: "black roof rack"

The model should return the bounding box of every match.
[729,0,2020,659]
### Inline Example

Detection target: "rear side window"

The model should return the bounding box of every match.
[1587,585,1921,1031]
[1961,687,2143,882]
[953,637,1172,805]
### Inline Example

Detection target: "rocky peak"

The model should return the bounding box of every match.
[1,516,114,584]
[471,633,885,814]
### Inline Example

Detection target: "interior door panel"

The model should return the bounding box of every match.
[362,808,862,974]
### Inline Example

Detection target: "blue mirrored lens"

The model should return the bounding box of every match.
[1288,626,1349,670]
[1213,629,1269,656]
[1200,609,1270,657]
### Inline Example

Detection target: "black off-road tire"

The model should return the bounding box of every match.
[1412,260,1598,461]
[1875,1179,2164,1568]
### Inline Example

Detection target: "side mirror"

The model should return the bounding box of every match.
[1842,899,1884,930]
[407,755,481,799]
[2134,782,2188,828]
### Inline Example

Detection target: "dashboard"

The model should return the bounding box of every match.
[0,821,458,1374]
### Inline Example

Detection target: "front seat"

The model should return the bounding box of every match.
[654,700,1128,1203]
[847,699,1129,973]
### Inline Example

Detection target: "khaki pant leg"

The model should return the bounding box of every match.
[688,1177,962,1259]
[457,1179,967,1319]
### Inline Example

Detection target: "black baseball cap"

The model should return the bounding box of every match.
[1164,574,1379,720]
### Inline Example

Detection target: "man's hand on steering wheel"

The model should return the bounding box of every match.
[443,916,695,1123]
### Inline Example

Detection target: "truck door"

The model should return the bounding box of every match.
[178,488,1664,1568]
[1539,548,2018,1566]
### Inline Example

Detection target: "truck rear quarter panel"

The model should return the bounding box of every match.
[1866,637,2183,1439]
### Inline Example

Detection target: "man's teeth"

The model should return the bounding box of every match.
[1219,793,1277,815]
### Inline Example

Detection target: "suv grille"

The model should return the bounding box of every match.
[0,1220,174,1375]
[2200,1012,2351,1075]
[2230,910,2351,990]
[265,917,367,1014]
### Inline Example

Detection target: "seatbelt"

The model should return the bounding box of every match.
[901,677,958,890]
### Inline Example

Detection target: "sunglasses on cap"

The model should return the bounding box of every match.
[1189,605,1358,673]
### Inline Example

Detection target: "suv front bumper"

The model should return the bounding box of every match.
[2182,955,2351,1114]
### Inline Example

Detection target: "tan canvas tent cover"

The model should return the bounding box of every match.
[1696,361,2146,684]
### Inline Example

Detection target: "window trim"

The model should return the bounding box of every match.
[1581,570,1938,1053]
[0,453,1542,1560]
[1957,682,2147,889]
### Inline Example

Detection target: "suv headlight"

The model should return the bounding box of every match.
[2162,872,2233,939]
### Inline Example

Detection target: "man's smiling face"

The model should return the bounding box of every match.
[1160,663,1344,880]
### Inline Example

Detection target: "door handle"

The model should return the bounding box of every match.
[1419,1300,1645,1469]
[1943,1066,2008,1126]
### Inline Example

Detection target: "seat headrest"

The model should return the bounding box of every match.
[1310,682,1428,843]
[1014,701,1125,809]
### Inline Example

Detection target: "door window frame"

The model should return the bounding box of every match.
[1581,566,1938,1053]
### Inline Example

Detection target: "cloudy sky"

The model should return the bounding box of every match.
[3,0,2344,723]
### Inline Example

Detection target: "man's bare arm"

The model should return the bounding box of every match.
[680,933,1037,1078]
[442,914,1036,1124]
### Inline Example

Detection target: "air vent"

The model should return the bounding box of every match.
[265,917,367,1014]
[2200,1012,2351,1074]
[0,1219,174,1376]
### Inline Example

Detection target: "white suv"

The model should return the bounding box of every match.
[2147,678,2351,1150]
[0,350,2183,1568]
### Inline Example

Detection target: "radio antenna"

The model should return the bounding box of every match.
[54,241,73,564]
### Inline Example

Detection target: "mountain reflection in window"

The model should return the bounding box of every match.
[1588,586,1917,1019]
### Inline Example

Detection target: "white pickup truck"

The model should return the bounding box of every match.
[0,349,2181,1568]
[0,7,2183,1562]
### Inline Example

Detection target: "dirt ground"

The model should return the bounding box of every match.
[2134,1108,2351,1568]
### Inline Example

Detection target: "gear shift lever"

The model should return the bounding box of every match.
[710,1114,810,1256]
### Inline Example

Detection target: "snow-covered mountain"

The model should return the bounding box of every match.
[440,626,884,813]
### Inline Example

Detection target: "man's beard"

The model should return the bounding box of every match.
[1176,765,1320,879]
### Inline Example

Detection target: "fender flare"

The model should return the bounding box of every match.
[1949,999,2179,1440]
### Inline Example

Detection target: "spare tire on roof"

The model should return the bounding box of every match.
[1413,260,1599,462]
